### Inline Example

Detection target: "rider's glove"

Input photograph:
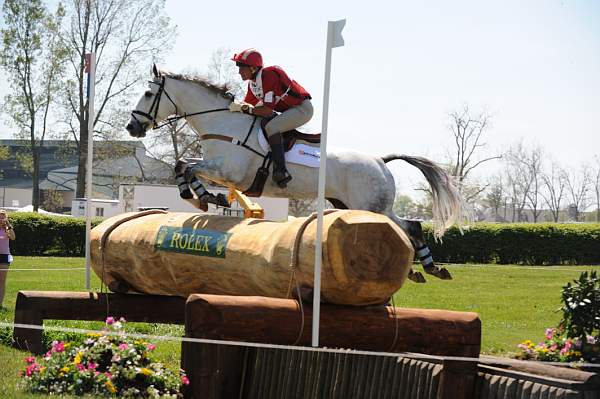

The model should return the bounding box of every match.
[229,102,243,113]
[229,102,253,114]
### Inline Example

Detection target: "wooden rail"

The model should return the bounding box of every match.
[12,291,186,354]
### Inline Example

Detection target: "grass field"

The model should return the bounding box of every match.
[0,257,598,398]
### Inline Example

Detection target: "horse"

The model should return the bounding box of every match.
[126,65,465,283]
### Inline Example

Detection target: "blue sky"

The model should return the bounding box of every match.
[1,0,599,194]
[162,0,599,191]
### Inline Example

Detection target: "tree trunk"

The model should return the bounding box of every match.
[76,120,88,198]
[32,146,40,212]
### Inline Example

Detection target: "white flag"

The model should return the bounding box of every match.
[329,19,346,48]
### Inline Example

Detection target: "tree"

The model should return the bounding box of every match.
[522,145,544,222]
[206,47,244,99]
[60,0,176,198]
[541,160,567,222]
[393,195,418,218]
[0,0,66,211]
[446,105,501,190]
[592,156,600,222]
[504,142,532,222]
[485,175,505,222]
[564,165,590,222]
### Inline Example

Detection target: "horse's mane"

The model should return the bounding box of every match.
[160,71,234,99]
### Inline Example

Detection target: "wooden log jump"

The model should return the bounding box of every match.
[12,291,186,354]
[181,294,481,399]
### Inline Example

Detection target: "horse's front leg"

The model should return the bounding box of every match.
[175,159,230,212]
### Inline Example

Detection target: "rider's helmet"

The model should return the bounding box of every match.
[231,48,263,68]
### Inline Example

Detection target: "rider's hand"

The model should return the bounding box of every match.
[229,102,243,113]
[229,102,253,114]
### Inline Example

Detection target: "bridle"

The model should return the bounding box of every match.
[130,75,230,132]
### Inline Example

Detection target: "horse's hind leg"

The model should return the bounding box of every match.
[415,244,452,280]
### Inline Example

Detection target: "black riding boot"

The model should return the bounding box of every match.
[268,133,292,188]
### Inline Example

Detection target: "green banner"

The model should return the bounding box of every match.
[154,226,231,258]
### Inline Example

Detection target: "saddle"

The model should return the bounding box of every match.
[260,118,320,152]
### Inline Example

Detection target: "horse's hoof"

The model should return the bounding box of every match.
[408,271,426,283]
[424,266,453,280]
[438,267,453,280]
[215,193,231,208]
[185,197,208,212]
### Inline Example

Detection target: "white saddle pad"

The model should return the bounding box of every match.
[258,132,321,168]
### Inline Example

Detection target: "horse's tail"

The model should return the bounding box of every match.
[382,154,467,238]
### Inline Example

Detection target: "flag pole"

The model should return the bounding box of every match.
[85,53,96,291]
[312,19,346,347]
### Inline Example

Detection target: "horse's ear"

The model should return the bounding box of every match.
[152,64,160,77]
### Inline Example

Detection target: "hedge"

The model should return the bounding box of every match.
[6,212,102,257]
[423,223,600,265]
[4,214,600,264]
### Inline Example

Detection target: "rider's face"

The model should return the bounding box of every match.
[238,65,253,81]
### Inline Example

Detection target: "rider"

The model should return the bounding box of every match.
[229,48,313,188]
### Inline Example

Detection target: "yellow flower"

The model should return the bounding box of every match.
[64,343,71,348]
[105,380,117,393]
[139,368,153,376]
[74,352,83,364]
[60,366,70,373]
[87,332,101,338]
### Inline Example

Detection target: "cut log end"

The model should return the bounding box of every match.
[329,217,413,284]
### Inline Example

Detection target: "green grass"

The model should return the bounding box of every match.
[393,263,600,354]
[0,257,598,397]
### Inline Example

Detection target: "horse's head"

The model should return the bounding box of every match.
[126,64,178,138]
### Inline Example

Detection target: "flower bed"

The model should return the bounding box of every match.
[19,317,188,397]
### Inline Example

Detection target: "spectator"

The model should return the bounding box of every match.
[0,210,15,309]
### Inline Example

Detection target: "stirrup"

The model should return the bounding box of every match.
[273,170,292,188]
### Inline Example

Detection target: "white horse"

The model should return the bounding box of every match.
[126,66,465,282]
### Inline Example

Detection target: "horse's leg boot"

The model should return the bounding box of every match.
[268,133,292,188]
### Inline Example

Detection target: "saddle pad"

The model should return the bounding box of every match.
[258,132,321,168]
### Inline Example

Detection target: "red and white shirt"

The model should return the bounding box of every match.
[244,66,311,112]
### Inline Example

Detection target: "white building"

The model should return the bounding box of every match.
[118,183,289,221]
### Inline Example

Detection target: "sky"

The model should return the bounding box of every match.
[1,0,599,196]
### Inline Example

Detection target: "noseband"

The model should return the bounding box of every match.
[130,76,230,132]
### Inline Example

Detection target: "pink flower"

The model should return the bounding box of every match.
[549,344,558,351]
[545,328,554,340]
[88,362,97,370]
[25,364,37,376]
[119,317,126,323]
[560,340,573,355]
[104,372,113,379]
[105,316,115,325]
[147,344,156,351]
[76,363,85,371]
[118,343,129,350]
[181,375,190,385]
[25,356,35,364]
[51,341,65,353]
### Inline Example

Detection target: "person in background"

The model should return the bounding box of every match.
[0,210,15,309]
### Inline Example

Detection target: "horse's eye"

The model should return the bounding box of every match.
[144,91,153,98]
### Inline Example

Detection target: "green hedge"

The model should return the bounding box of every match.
[423,223,600,265]
[6,213,102,257]
[4,214,600,264]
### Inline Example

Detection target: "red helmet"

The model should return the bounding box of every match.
[231,48,263,68]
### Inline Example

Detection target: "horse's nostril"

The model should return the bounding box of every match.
[126,123,133,131]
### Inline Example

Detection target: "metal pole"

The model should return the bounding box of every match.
[312,19,345,347]
[85,53,96,291]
